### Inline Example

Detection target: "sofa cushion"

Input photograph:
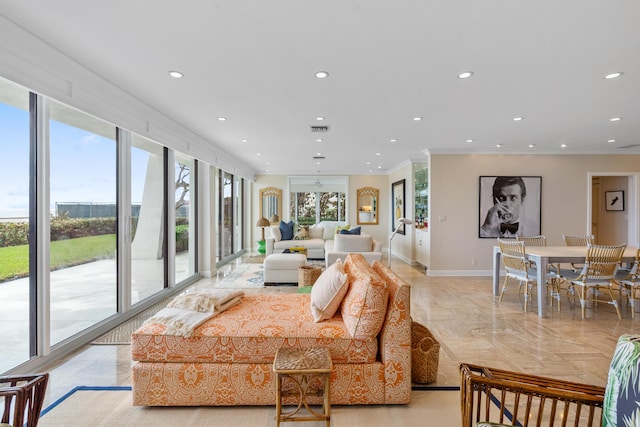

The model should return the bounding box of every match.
[280,220,294,240]
[309,225,324,239]
[310,259,349,322]
[341,254,389,339]
[270,226,282,242]
[320,221,347,240]
[334,234,373,253]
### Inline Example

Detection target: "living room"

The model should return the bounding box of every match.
[2,2,640,425]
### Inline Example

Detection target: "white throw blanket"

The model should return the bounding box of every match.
[143,289,244,337]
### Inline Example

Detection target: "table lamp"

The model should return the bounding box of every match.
[388,217,413,267]
[256,217,270,254]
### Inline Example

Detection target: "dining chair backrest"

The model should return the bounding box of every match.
[581,243,627,280]
[516,235,546,246]
[563,234,595,246]
[498,238,528,276]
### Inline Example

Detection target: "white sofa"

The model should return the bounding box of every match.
[265,221,348,260]
[325,233,383,266]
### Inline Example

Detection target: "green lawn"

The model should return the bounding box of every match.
[0,234,116,282]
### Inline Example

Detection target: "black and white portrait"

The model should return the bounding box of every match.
[479,176,541,238]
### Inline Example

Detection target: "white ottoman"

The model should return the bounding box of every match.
[264,253,307,284]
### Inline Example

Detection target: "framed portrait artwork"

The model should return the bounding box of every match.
[478,176,542,238]
[391,179,406,235]
[605,190,624,211]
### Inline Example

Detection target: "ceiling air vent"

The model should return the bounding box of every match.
[617,144,640,149]
[310,125,330,132]
[312,155,326,160]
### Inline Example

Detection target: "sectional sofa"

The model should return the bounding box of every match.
[131,254,411,406]
[266,220,382,265]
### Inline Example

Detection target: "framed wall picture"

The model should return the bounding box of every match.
[391,179,406,235]
[479,176,542,238]
[605,190,624,211]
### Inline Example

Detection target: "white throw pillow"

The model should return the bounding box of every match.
[310,259,349,322]
[309,225,324,239]
[270,226,282,242]
[322,224,337,240]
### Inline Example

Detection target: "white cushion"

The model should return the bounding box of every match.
[309,225,324,239]
[333,234,373,252]
[270,226,282,242]
[322,224,337,240]
[310,259,349,322]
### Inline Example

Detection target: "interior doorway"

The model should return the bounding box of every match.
[588,172,639,246]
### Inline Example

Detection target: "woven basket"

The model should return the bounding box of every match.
[411,321,440,384]
[298,265,322,287]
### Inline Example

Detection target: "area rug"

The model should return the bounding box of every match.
[91,297,173,345]
[213,263,265,288]
[38,386,462,427]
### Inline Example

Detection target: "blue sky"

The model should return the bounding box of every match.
[1,102,149,219]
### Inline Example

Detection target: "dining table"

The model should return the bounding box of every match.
[492,245,637,317]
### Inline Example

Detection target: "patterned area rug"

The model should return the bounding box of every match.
[213,263,265,288]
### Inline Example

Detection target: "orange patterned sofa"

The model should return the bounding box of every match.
[131,255,411,406]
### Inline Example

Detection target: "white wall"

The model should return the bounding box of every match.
[429,154,640,275]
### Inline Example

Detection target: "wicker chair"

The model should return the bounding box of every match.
[515,235,564,310]
[0,373,48,427]
[617,246,640,319]
[569,243,626,319]
[460,334,640,427]
[498,239,556,312]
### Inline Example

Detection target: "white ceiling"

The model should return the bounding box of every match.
[1,1,639,176]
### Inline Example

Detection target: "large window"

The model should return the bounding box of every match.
[289,177,347,225]
[175,155,195,283]
[130,135,165,303]
[0,79,31,372]
[49,101,117,345]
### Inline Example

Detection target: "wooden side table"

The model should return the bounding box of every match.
[273,347,332,426]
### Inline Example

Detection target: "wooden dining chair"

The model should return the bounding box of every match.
[618,246,640,319]
[569,243,626,319]
[498,239,557,312]
[515,235,563,310]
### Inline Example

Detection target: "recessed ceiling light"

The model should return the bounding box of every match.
[458,71,473,79]
[265,169,270,172]
[365,161,371,165]
[316,152,322,156]
[217,117,227,121]
[315,71,329,79]
[561,144,567,148]
[369,169,373,173]
[266,162,270,165]
[168,70,183,78]
[528,144,535,148]
[316,116,325,121]
[241,139,248,142]
[377,166,382,169]
[496,144,502,148]
[610,117,622,122]
[316,161,321,165]
[513,117,524,121]
[375,152,381,156]
[604,72,623,79]
[316,139,323,142]
[413,117,423,121]
[256,153,262,156]
[466,139,474,143]
[390,139,397,143]
[608,139,616,143]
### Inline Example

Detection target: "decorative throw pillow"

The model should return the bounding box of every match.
[270,226,282,242]
[294,225,309,240]
[335,224,351,235]
[340,226,361,235]
[310,259,349,322]
[279,220,294,240]
[322,224,337,240]
[309,225,324,239]
[341,254,389,339]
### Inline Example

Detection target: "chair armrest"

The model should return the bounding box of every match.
[460,363,604,427]
[265,238,275,255]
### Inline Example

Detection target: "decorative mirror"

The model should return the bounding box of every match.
[356,187,379,225]
[259,187,282,223]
